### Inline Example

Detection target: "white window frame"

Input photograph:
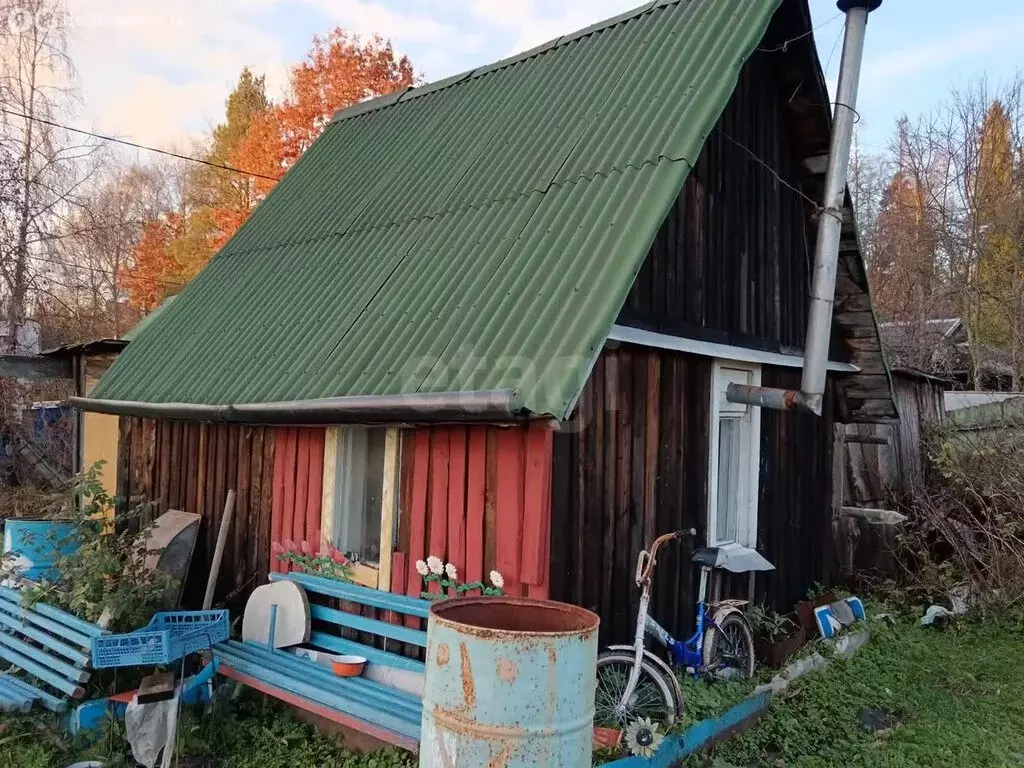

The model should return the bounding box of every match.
[321,427,400,590]
[707,360,761,548]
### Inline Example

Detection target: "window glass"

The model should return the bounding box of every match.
[716,417,741,543]
[333,427,386,563]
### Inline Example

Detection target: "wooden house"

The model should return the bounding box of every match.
[76,0,896,642]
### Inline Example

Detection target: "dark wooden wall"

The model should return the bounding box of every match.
[117,417,275,609]
[549,348,836,644]
[618,50,846,359]
[757,366,835,612]
[550,344,712,644]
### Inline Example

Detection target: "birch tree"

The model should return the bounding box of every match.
[0,0,98,352]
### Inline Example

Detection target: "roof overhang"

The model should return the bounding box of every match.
[69,389,529,426]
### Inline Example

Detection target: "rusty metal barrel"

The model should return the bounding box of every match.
[420,596,599,767]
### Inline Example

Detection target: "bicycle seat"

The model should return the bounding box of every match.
[691,547,721,567]
[691,544,776,572]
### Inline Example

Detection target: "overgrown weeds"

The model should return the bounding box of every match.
[0,693,416,767]
[19,464,175,632]
[871,419,1024,613]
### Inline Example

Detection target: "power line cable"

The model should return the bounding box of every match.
[716,129,843,224]
[757,11,843,53]
[28,253,185,289]
[0,107,282,182]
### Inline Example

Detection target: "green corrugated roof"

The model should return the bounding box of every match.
[92,0,780,419]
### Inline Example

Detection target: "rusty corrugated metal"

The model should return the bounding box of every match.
[421,597,600,766]
[92,0,780,419]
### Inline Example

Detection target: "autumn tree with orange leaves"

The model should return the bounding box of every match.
[121,30,415,310]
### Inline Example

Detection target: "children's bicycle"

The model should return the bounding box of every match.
[594,529,774,727]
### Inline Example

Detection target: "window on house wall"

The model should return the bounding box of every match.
[707,361,761,548]
[323,427,399,579]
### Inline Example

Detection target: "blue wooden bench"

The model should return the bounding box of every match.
[211,572,430,751]
[0,585,106,713]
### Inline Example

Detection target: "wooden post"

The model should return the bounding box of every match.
[203,490,236,610]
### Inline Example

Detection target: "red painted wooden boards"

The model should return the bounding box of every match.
[394,423,554,601]
[270,428,327,572]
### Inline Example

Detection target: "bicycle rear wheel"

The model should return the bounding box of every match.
[594,651,678,728]
[703,613,756,679]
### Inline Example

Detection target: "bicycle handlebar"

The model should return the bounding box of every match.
[635,528,698,585]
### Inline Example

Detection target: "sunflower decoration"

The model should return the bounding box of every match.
[624,716,664,758]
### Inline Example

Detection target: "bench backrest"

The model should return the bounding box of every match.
[269,572,431,673]
[0,586,105,712]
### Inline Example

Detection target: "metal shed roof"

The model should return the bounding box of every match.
[90,0,780,420]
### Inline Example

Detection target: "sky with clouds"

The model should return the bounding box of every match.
[58,0,1024,158]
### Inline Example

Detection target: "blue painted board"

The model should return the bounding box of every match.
[0,586,104,638]
[0,631,88,682]
[0,671,66,711]
[605,692,771,768]
[308,632,426,674]
[0,609,91,665]
[271,572,431,618]
[0,598,93,649]
[309,604,428,647]
[214,645,421,739]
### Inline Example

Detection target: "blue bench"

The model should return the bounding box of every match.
[0,586,106,713]
[212,572,430,751]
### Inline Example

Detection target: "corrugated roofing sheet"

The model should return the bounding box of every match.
[91,0,780,419]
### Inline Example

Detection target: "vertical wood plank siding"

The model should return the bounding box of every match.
[117,417,276,609]
[393,423,553,602]
[550,345,712,644]
[757,366,835,611]
[617,51,844,360]
[550,348,836,644]
[270,428,328,572]
[843,373,945,506]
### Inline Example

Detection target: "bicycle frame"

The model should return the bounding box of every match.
[644,564,714,670]
[615,532,738,720]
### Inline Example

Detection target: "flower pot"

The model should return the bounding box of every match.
[331,655,366,677]
[592,727,623,750]
[754,625,807,667]
[796,592,836,633]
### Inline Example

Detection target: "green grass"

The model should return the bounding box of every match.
[0,694,415,768]
[689,613,1024,767]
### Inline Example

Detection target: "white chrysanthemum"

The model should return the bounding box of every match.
[445,563,458,580]
[415,559,429,577]
[624,717,663,758]
[427,555,444,575]
[489,570,504,589]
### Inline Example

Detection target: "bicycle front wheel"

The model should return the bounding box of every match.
[594,651,678,728]
[703,612,756,679]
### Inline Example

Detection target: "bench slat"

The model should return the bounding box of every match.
[0,681,34,712]
[0,673,63,712]
[271,572,430,619]
[0,587,105,638]
[217,641,421,716]
[0,600,93,649]
[307,632,425,674]
[0,610,91,665]
[214,643,421,738]
[309,605,428,648]
[216,662,419,752]
[0,632,89,683]
[0,642,82,700]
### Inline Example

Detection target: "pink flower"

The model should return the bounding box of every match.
[280,538,297,553]
[300,539,312,555]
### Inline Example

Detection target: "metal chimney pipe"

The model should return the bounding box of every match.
[727,0,881,416]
